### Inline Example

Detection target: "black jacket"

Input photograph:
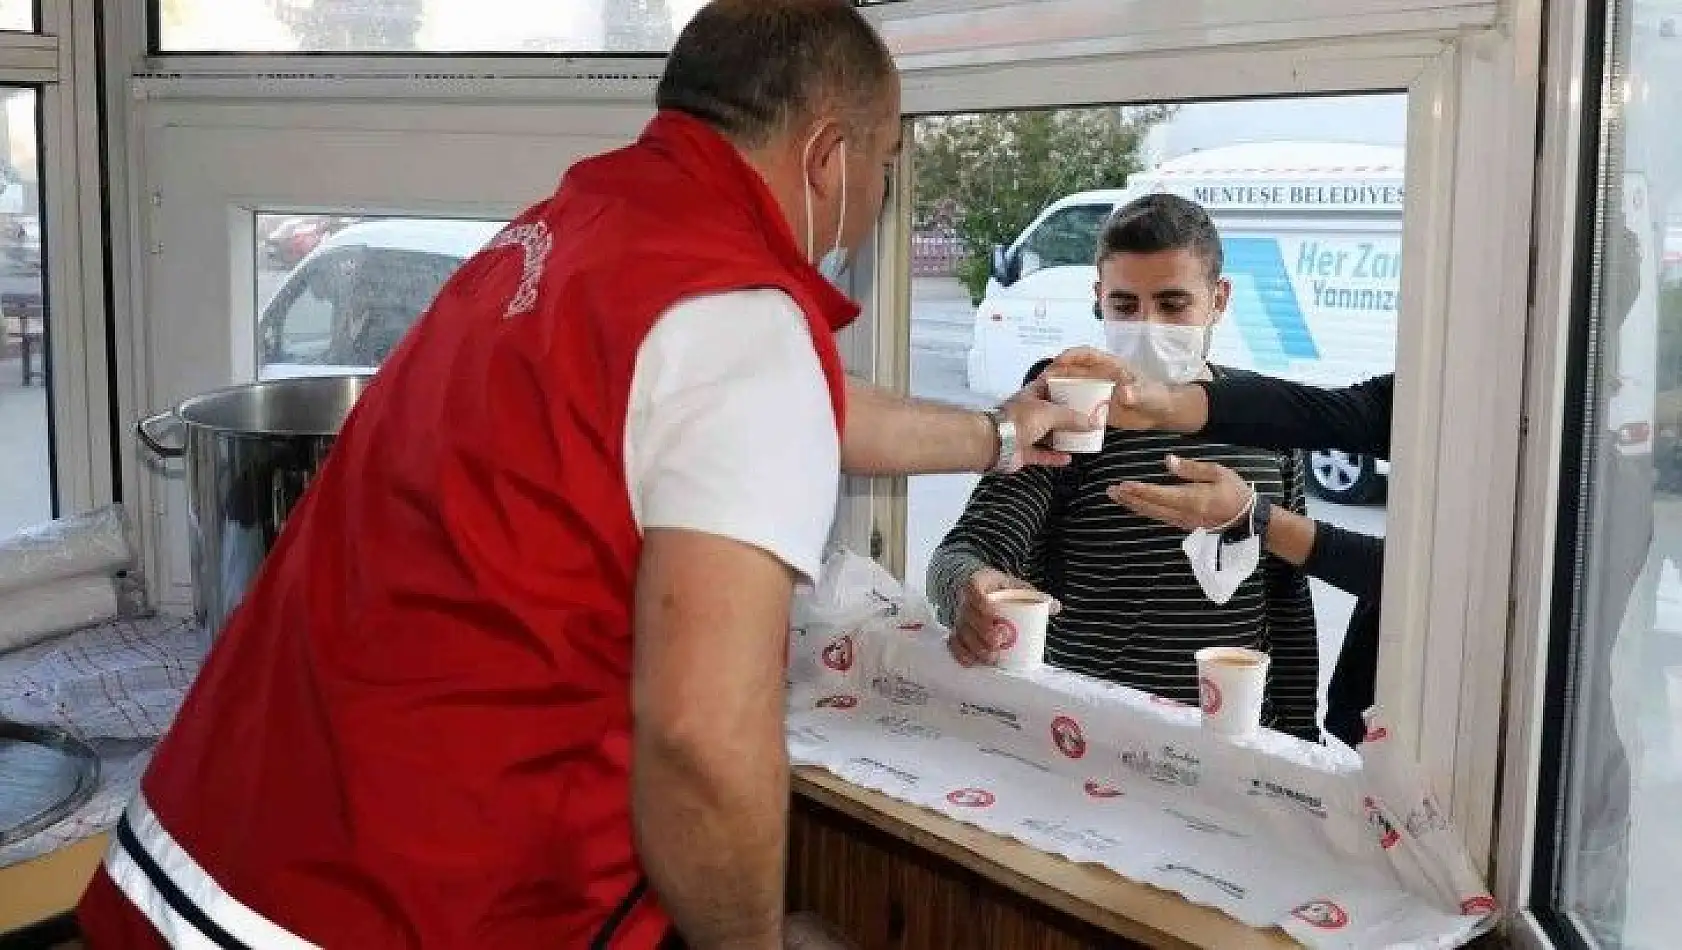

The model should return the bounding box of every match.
[1199,372,1393,747]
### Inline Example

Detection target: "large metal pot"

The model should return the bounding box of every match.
[137,374,373,636]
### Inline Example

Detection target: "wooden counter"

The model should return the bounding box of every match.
[788,768,1298,950]
[0,834,104,936]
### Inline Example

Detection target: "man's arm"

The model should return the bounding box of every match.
[926,466,1061,665]
[622,290,844,947]
[633,530,792,950]
[1199,373,1394,459]
[840,377,1089,476]
[1048,349,1394,457]
[1106,455,1385,602]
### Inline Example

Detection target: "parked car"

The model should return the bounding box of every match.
[257,217,506,380]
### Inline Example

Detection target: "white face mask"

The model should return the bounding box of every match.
[802,133,850,282]
[1182,528,1260,606]
[1103,321,1210,384]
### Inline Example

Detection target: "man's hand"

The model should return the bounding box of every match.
[947,568,1058,666]
[997,376,1091,471]
[1047,347,1204,433]
[1108,455,1252,531]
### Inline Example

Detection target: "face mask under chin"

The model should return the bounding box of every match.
[1103,320,1213,384]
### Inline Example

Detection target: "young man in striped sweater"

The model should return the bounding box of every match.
[929,194,1322,740]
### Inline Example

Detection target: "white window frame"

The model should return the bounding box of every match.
[865,0,1546,883]
[1499,0,1621,943]
[101,0,1561,918]
[0,1,116,528]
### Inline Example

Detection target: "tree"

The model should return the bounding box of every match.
[272,0,424,51]
[913,107,1173,302]
[603,0,674,51]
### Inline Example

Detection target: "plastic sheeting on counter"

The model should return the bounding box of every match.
[0,506,133,598]
[786,552,1498,950]
[0,507,142,656]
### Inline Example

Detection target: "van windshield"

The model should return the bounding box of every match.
[1019,203,1113,275]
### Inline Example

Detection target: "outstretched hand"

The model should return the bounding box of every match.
[1108,454,1252,531]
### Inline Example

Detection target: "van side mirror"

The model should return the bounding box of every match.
[990,244,1019,286]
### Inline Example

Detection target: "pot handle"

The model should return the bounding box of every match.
[136,410,185,459]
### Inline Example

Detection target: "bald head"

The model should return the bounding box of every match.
[658,0,896,149]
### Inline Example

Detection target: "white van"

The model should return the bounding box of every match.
[965,142,1404,503]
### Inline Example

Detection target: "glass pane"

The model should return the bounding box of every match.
[1549,1,1681,945]
[158,0,709,54]
[906,94,1404,728]
[0,0,32,32]
[0,88,47,537]
[255,213,505,380]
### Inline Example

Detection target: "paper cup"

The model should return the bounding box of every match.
[987,590,1052,671]
[1046,377,1115,453]
[1195,646,1270,738]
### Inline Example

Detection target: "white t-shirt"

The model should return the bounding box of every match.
[622,289,841,581]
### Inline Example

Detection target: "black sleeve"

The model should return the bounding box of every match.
[1260,451,1322,741]
[1199,373,1393,459]
[1300,522,1385,602]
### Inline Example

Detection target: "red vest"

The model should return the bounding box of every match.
[81,111,856,949]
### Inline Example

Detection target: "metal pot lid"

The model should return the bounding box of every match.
[0,720,99,849]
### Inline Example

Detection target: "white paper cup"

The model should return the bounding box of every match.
[987,589,1052,671]
[1046,377,1115,453]
[1195,646,1270,738]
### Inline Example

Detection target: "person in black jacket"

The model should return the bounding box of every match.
[1049,346,1390,747]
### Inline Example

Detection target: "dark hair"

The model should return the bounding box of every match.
[657,0,896,150]
[1096,193,1223,283]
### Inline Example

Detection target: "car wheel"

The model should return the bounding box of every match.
[1305,449,1386,505]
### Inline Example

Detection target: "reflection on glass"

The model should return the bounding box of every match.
[0,0,31,32]
[158,0,708,54]
[1554,2,1682,946]
[0,88,47,537]
[254,213,505,380]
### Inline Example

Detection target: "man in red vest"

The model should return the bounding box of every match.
[78,2,1083,947]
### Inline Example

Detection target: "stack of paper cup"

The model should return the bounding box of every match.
[1195,646,1269,738]
[1046,377,1115,453]
[986,589,1052,671]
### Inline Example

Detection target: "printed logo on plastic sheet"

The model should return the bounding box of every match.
[821,635,855,672]
[1364,723,1390,742]
[1150,694,1188,708]
[1198,675,1223,715]
[897,621,925,633]
[1364,796,1402,849]
[1156,864,1247,901]
[814,694,858,710]
[1460,895,1498,916]
[992,616,1019,650]
[1050,715,1087,759]
[1083,780,1123,799]
[958,702,1023,731]
[871,675,931,707]
[1291,900,1350,930]
[945,788,996,809]
[1087,401,1109,428]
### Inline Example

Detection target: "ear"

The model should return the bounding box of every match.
[800,118,849,200]
[1210,277,1232,317]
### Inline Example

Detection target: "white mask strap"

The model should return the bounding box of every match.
[801,131,818,262]
[832,140,848,261]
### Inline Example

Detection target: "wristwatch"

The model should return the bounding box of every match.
[982,408,1019,474]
